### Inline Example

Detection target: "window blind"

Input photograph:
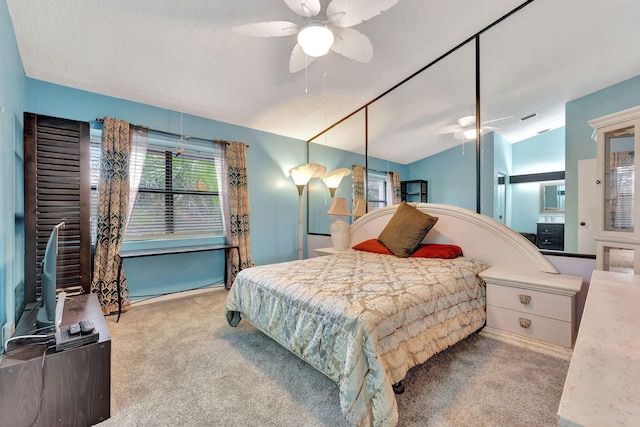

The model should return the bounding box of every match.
[91,137,224,241]
[367,170,387,211]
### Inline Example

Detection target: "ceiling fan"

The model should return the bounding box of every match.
[232,0,399,73]
[436,115,512,140]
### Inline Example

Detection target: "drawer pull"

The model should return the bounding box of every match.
[519,294,531,305]
[519,317,531,329]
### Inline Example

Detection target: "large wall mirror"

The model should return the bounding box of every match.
[481,1,570,245]
[369,40,477,211]
[307,1,640,256]
[308,110,365,235]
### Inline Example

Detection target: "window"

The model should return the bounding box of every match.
[367,170,387,211]
[91,132,225,241]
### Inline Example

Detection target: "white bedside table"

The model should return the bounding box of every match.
[479,266,583,360]
[315,247,339,256]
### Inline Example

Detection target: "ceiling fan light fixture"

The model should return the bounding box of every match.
[297,24,334,57]
[463,128,482,139]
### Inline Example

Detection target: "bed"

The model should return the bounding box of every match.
[224,203,557,426]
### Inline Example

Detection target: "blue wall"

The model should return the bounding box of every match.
[512,127,565,175]
[1,0,26,353]
[565,74,640,251]
[406,143,477,211]
[23,79,309,300]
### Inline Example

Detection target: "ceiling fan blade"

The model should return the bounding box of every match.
[284,0,321,18]
[330,28,373,63]
[327,0,399,28]
[232,21,299,38]
[289,44,316,73]
[481,115,513,125]
[436,124,462,135]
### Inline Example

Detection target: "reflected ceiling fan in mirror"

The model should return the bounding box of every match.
[232,0,399,73]
[437,115,512,141]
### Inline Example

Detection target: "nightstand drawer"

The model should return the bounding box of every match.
[486,283,571,322]
[487,305,573,348]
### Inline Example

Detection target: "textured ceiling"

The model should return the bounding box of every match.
[7,0,640,164]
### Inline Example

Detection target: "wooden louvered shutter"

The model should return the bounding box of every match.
[23,113,91,303]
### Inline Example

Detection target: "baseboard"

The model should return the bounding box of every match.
[480,326,573,361]
[131,286,224,307]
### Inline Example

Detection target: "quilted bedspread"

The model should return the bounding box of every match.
[224,250,487,427]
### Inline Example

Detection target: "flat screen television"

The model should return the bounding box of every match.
[36,222,65,328]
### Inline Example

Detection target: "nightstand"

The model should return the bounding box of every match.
[315,247,339,256]
[479,266,582,359]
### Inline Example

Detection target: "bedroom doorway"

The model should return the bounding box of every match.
[496,172,507,225]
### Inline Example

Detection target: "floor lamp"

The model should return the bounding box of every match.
[290,163,326,259]
[322,168,352,198]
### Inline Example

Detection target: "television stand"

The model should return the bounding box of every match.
[0,293,111,426]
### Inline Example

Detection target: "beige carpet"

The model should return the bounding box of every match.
[97,287,569,427]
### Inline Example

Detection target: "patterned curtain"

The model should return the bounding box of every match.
[222,141,252,288]
[125,126,149,230]
[91,117,131,315]
[352,164,366,215]
[386,171,401,205]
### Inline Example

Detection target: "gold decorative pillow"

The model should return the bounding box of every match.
[377,202,438,257]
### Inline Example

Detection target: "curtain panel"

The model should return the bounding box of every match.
[125,126,149,231]
[386,171,401,205]
[352,164,366,217]
[222,141,252,288]
[91,117,131,315]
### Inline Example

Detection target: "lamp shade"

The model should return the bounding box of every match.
[289,163,326,186]
[327,197,351,216]
[323,168,352,197]
[297,24,334,57]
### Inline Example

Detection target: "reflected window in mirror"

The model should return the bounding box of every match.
[367,170,388,211]
[353,166,402,215]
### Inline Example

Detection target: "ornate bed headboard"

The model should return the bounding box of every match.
[349,203,558,274]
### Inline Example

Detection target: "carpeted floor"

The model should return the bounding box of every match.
[97,287,569,427]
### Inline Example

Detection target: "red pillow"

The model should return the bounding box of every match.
[410,244,462,259]
[352,239,462,259]
[352,239,392,255]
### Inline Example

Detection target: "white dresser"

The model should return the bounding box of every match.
[479,267,583,358]
[557,270,640,426]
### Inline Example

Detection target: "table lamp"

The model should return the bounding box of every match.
[327,197,351,251]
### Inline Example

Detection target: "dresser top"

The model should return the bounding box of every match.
[557,270,640,426]
[479,266,582,295]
